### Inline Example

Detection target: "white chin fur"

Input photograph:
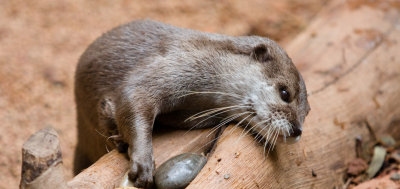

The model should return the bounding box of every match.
[284,136,301,144]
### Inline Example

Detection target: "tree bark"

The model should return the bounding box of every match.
[20,127,67,189]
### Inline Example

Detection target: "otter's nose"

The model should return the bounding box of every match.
[290,124,302,137]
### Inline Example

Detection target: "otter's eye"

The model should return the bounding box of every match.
[280,88,290,103]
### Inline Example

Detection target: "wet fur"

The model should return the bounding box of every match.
[74,19,310,188]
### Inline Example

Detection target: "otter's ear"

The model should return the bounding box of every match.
[251,44,272,62]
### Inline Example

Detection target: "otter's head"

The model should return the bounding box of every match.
[223,41,310,146]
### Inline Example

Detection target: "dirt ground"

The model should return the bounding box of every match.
[0,0,328,187]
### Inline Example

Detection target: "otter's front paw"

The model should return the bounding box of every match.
[128,155,155,188]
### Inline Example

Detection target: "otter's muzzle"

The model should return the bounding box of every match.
[285,122,302,144]
[290,125,302,137]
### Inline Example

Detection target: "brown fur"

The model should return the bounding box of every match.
[74,19,310,188]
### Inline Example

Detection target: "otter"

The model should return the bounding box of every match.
[74,19,310,188]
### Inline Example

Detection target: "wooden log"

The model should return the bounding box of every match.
[67,150,129,188]
[20,127,67,189]
[21,127,218,189]
[188,0,400,188]
[67,128,217,188]
[20,124,219,188]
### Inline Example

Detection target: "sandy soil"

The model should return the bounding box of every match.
[0,0,327,187]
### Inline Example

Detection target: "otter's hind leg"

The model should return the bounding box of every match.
[97,97,127,151]
[74,97,121,175]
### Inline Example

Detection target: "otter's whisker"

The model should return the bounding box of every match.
[288,122,294,136]
[222,112,255,139]
[183,105,251,135]
[184,107,224,122]
[285,125,291,137]
[94,129,112,152]
[257,125,273,144]
[261,125,276,157]
[106,135,123,147]
[283,132,287,143]
[263,140,268,160]
[274,130,280,148]
[261,126,274,159]
[177,91,242,99]
[206,111,253,137]
[260,127,271,161]
[185,106,234,122]
[266,126,276,144]
[185,104,251,122]
[192,112,254,153]
[243,119,270,142]
[263,133,270,158]
[225,112,255,135]
[233,118,268,143]
[262,127,275,160]
[237,123,274,157]
[234,115,257,145]
[268,129,280,156]
[266,128,277,157]
[190,105,251,123]
[94,129,123,153]
[94,129,107,138]
[253,127,266,144]
[255,128,267,144]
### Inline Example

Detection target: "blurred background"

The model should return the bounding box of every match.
[0,0,328,187]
